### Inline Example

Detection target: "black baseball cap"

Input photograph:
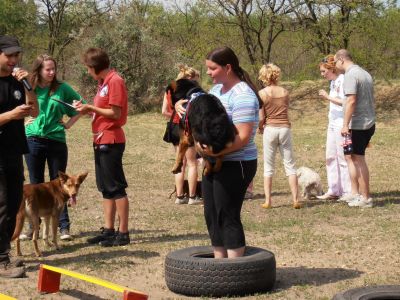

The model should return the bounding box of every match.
[0,35,22,55]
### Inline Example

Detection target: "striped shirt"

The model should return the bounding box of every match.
[209,82,259,161]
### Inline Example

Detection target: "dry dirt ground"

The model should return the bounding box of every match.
[1,80,399,300]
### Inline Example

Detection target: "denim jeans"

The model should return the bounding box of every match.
[24,137,70,231]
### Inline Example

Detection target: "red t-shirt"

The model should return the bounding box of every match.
[165,91,180,124]
[92,70,128,144]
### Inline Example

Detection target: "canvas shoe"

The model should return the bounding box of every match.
[60,229,73,241]
[87,227,115,244]
[175,196,188,204]
[316,193,339,200]
[338,193,359,202]
[348,196,373,208]
[0,261,25,278]
[188,196,203,205]
[100,232,130,247]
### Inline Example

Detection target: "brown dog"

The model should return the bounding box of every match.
[11,171,88,257]
[168,180,202,199]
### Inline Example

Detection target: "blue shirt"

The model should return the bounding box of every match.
[209,82,258,161]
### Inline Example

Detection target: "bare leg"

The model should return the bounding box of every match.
[353,154,370,199]
[262,176,272,208]
[227,246,245,258]
[288,174,301,208]
[345,155,359,195]
[103,199,116,229]
[185,147,198,197]
[115,196,129,233]
[213,246,227,258]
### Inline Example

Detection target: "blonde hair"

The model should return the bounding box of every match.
[258,63,281,86]
[319,54,337,73]
[176,64,200,80]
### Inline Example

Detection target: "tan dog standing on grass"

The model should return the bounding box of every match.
[11,171,88,257]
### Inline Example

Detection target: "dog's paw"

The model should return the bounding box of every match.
[171,163,183,174]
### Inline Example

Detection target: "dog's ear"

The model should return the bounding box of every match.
[78,171,89,184]
[166,80,177,94]
[58,171,68,183]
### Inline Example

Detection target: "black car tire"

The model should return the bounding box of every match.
[332,285,400,300]
[165,246,276,297]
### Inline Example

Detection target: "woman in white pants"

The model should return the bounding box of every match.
[317,55,351,200]
[258,63,300,209]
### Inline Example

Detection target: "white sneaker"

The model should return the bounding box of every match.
[188,197,203,205]
[338,193,359,202]
[175,196,188,204]
[348,196,373,208]
[19,233,30,240]
[60,229,73,241]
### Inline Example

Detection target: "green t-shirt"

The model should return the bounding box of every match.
[25,82,84,143]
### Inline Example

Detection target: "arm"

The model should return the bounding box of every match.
[342,94,356,135]
[319,89,343,106]
[198,122,253,157]
[0,105,32,126]
[62,114,81,129]
[161,93,172,119]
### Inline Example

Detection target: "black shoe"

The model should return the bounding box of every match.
[0,261,25,278]
[87,227,115,244]
[99,232,130,247]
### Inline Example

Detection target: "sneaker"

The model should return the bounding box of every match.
[338,193,359,202]
[60,229,73,241]
[87,227,115,244]
[99,232,130,247]
[316,193,338,200]
[0,261,25,278]
[244,191,253,200]
[188,196,203,205]
[348,196,373,208]
[175,196,188,204]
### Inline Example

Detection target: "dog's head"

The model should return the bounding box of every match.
[58,171,88,206]
[166,79,204,106]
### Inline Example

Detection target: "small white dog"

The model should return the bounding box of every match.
[296,166,323,200]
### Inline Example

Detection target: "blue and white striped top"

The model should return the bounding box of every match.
[209,82,259,161]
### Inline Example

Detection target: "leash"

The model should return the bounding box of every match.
[182,91,205,135]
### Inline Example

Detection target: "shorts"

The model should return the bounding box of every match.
[94,143,128,199]
[350,124,375,156]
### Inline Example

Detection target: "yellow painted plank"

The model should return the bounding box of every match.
[0,293,17,300]
[41,264,146,296]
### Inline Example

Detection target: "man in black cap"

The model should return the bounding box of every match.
[0,35,38,278]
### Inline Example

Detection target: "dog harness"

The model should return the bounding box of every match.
[183,91,205,135]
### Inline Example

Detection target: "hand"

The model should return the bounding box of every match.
[175,99,188,118]
[318,89,329,100]
[24,116,36,126]
[59,119,70,129]
[341,125,350,136]
[258,120,265,134]
[12,68,29,83]
[75,102,92,115]
[11,104,32,120]
[195,142,217,157]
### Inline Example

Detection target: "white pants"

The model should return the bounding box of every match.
[263,126,297,177]
[325,124,351,196]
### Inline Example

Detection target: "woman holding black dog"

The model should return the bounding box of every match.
[176,47,259,258]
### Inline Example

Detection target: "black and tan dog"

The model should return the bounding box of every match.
[166,79,237,175]
[12,171,88,257]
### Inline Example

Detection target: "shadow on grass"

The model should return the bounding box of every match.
[275,266,363,290]
[371,190,400,206]
[60,289,108,300]
[25,249,159,269]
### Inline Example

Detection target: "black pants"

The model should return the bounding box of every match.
[0,155,24,263]
[202,160,257,249]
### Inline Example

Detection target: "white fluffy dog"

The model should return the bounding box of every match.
[296,166,323,200]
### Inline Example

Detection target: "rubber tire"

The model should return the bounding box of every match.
[165,246,276,297]
[332,285,400,300]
